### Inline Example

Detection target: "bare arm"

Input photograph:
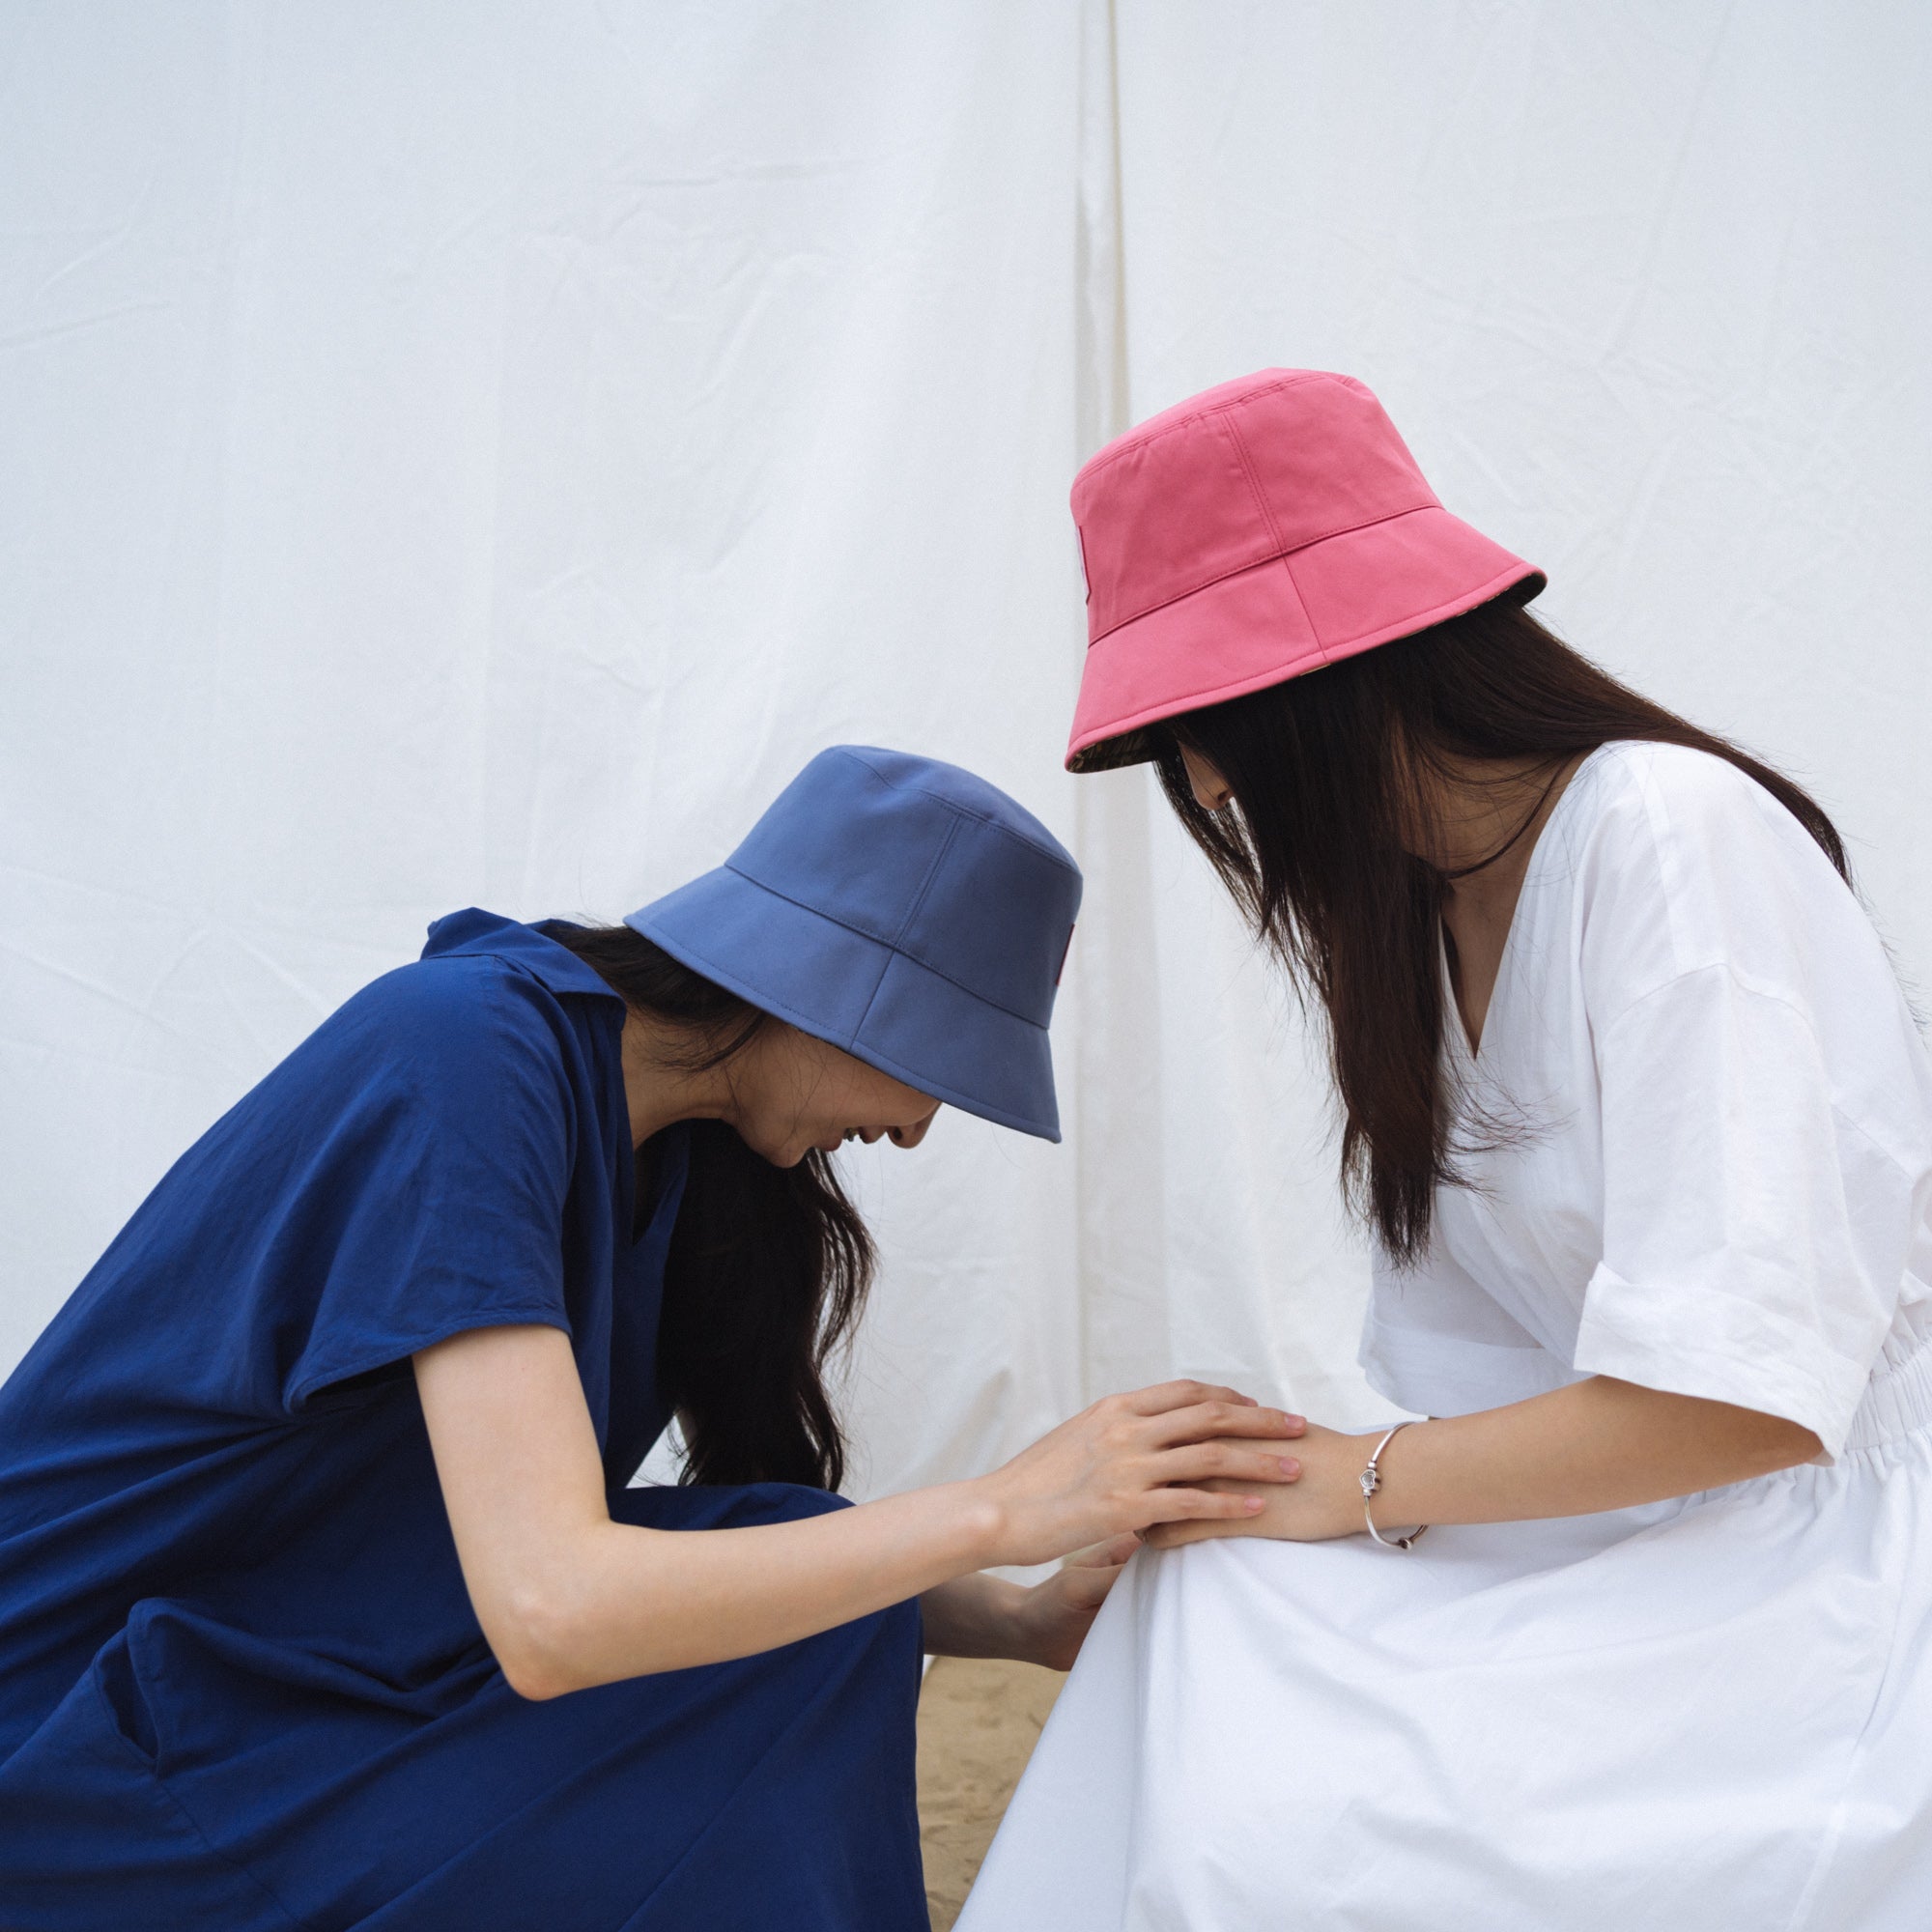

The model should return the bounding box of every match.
[1142,1375,1820,1548]
[918,1536,1142,1671]
[415,1324,1304,1697]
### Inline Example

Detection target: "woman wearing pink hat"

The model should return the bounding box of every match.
[962,371,1932,1930]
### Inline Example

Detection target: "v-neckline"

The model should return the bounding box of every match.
[1439,746,1604,1064]
[1442,928,1504,1065]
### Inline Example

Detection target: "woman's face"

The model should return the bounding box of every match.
[727,1023,941,1169]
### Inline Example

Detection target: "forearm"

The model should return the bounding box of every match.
[419,1329,1300,1694]
[1151,1376,1824,1550]
[519,1481,1001,1694]
[920,1571,1033,1660]
[1368,1377,1821,1529]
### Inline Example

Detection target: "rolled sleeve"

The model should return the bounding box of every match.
[1577,965,1909,1460]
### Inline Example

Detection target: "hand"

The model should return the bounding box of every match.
[1008,1535,1142,1671]
[971,1380,1307,1569]
[1140,1421,1367,1549]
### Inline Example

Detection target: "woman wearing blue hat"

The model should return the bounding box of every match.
[0,746,1302,1932]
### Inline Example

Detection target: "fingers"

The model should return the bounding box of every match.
[1152,1441,1302,1487]
[1055,1556,1133,1612]
[1134,1478,1281,1546]
[1061,1533,1142,1572]
[1117,1379,1262,1417]
[1142,1485,1270,1525]
[1140,1519,1226,1550]
[1146,1400,1305,1448]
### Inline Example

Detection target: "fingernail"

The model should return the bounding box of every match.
[1279,1457,1300,1475]
[1244,1496,1264,1511]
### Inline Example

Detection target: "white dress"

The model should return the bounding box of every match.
[961,742,1932,1932]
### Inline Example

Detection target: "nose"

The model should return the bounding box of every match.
[1179,745,1234,813]
[1190,765,1234,811]
[887,1106,940,1151]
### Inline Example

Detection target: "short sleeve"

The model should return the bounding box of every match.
[1569,748,1932,1460]
[273,959,579,1410]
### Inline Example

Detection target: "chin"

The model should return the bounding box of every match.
[727,1126,790,1168]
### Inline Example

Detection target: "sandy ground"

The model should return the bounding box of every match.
[917,1655,1064,1929]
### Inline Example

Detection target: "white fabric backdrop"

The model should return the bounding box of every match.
[5,2,1928,1502]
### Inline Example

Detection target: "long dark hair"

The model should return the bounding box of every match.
[545,923,874,1491]
[1151,598,1848,1264]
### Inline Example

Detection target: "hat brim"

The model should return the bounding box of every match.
[629,868,1062,1142]
[1066,505,1545,774]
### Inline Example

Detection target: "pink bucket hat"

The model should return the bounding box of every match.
[1065,369,1545,772]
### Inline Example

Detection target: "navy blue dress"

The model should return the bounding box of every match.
[0,910,925,1931]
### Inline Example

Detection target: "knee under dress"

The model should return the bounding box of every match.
[961,742,1932,1932]
[0,910,925,1932]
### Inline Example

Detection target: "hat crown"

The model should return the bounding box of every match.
[1062,368,1542,773]
[628,748,1080,1138]
[726,748,1080,1028]
[1071,370,1438,646]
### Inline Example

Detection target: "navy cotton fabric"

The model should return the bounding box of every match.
[0,910,924,1931]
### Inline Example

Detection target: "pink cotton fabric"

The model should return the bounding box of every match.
[1065,369,1545,772]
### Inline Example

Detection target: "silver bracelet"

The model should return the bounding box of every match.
[1360,1421,1430,1550]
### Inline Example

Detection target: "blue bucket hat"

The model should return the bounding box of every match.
[626,747,1083,1141]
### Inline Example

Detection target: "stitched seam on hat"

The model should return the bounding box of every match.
[1280,546,1328,666]
[834,747,1073,871]
[626,923,1053,1133]
[1273,548,1322,663]
[1086,497,1441,647]
[657,913,1052,1052]
[1222,413,1285,554]
[847,944,898,1051]
[1070,557,1544,752]
[1074,372,1337,481]
[721,859,1050,1028]
[859,810,963,1038]
[890,811,961,950]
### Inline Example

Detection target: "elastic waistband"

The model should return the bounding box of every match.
[1844,1344,1932,1454]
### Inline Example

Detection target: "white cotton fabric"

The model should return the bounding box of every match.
[960,743,1932,1931]
[9,4,1932,1509]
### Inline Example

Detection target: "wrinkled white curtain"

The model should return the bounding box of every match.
[5,3,1928,1501]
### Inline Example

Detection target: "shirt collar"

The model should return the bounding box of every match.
[419,907,625,1009]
